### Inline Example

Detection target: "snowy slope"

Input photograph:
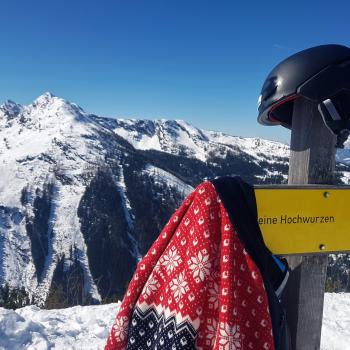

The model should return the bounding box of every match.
[113,118,350,179]
[113,118,290,165]
[0,93,296,306]
[142,163,194,195]
[0,93,132,305]
[113,117,350,168]
[0,293,348,350]
[0,302,120,350]
[2,92,349,308]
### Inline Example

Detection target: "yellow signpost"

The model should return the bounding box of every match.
[255,186,350,255]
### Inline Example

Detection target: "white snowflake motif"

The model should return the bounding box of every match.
[142,274,160,298]
[113,316,129,341]
[206,318,218,346]
[161,247,182,275]
[217,322,242,350]
[170,271,188,301]
[208,282,219,310]
[189,250,211,282]
[153,260,166,280]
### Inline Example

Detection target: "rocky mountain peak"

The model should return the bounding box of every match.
[21,93,87,124]
[0,99,23,119]
[30,92,66,111]
[33,91,55,104]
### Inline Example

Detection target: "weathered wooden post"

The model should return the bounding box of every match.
[283,98,336,350]
[256,44,350,350]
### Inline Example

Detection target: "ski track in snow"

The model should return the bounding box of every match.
[0,294,349,350]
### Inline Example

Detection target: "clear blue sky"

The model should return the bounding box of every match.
[1,0,349,143]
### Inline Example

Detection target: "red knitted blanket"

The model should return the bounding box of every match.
[105,180,274,350]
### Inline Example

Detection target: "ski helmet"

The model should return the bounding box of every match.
[257,44,350,148]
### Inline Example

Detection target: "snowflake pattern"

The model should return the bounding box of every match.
[217,322,242,350]
[153,260,165,279]
[170,271,188,301]
[161,247,182,275]
[206,318,218,346]
[105,180,274,350]
[112,316,129,342]
[188,250,211,282]
[142,274,160,298]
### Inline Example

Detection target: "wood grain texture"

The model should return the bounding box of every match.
[283,98,336,350]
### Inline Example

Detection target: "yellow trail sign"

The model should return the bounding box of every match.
[255,186,350,255]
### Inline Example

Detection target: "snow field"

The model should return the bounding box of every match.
[0,294,349,349]
[0,302,120,350]
[321,293,350,350]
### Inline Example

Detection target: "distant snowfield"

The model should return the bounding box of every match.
[0,294,349,350]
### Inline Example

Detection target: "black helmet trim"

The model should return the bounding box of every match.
[264,94,299,127]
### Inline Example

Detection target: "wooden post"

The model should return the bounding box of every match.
[283,98,337,350]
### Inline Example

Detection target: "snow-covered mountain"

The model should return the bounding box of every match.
[0,93,347,307]
[113,118,288,162]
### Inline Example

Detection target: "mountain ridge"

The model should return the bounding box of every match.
[0,93,349,307]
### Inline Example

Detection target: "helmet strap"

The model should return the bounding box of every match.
[323,99,342,121]
[319,99,350,148]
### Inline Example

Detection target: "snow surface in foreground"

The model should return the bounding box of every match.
[0,294,349,350]
[321,293,350,350]
[0,302,120,350]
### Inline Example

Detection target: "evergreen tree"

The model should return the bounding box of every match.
[0,284,31,309]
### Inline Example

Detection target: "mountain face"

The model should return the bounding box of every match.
[0,93,349,307]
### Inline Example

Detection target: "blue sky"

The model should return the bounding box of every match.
[0,0,349,143]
